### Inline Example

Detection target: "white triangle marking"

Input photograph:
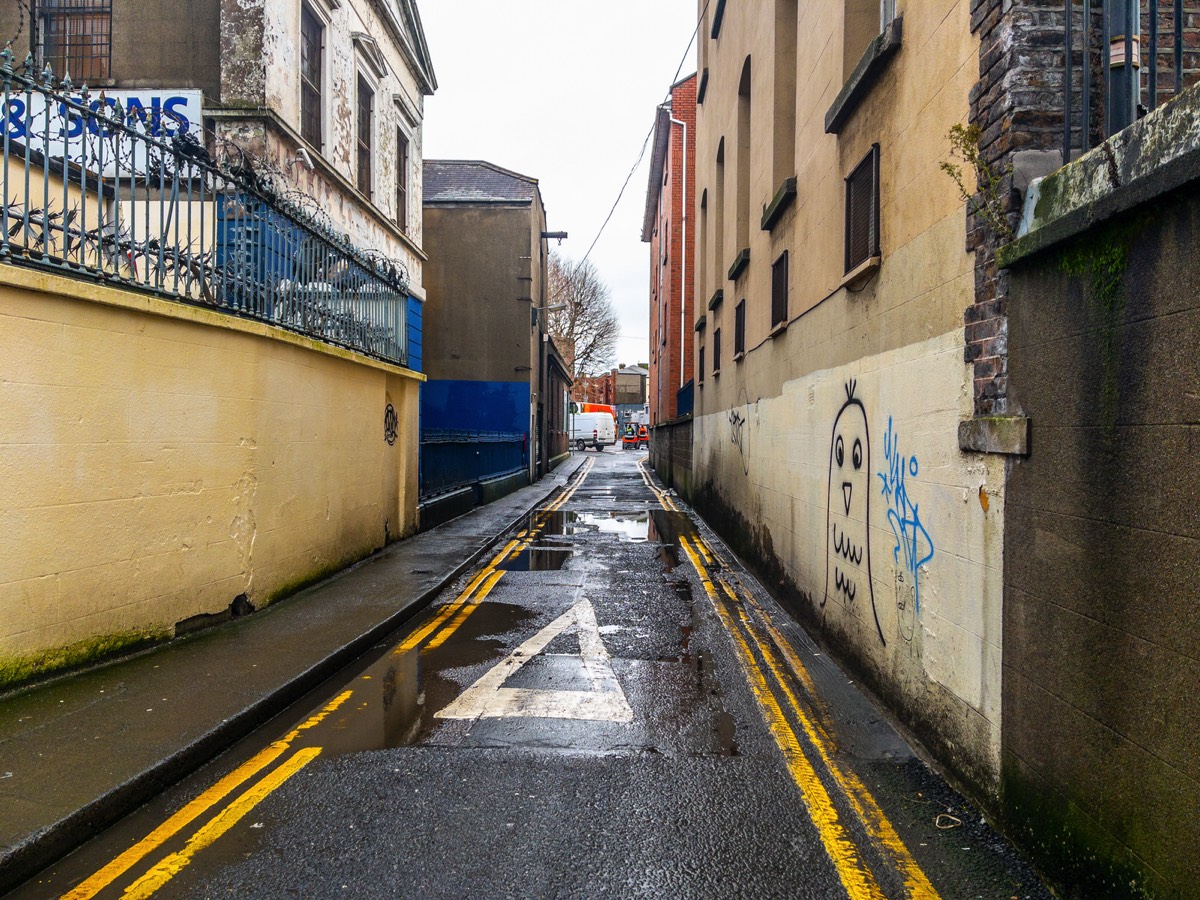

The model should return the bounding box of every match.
[435,599,633,723]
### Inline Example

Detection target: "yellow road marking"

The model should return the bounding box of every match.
[641,445,939,898]
[679,536,885,899]
[65,692,352,900]
[425,569,506,650]
[119,747,321,899]
[405,457,593,654]
[717,576,940,898]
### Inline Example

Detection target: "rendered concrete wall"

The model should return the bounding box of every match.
[693,332,1006,789]
[1000,94,1200,898]
[0,267,421,688]
[692,0,999,789]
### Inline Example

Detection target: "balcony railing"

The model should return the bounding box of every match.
[1,49,410,367]
[1063,0,1200,159]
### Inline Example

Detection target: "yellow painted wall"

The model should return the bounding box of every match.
[0,265,420,684]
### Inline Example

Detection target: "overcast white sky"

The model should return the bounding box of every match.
[417,0,699,369]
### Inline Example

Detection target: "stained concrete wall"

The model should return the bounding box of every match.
[0,266,421,689]
[999,88,1200,898]
[691,0,1002,791]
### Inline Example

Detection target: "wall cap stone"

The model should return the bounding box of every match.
[958,416,1030,456]
[1002,81,1200,268]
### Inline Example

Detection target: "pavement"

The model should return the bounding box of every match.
[0,456,589,893]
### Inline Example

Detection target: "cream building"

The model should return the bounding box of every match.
[691,0,1004,792]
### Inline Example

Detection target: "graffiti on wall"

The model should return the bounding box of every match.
[728,388,751,475]
[822,381,885,645]
[877,416,934,641]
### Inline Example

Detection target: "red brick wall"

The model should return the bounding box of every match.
[648,74,697,425]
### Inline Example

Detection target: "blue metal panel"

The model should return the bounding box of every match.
[421,380,529,435]
[406,295,423,372]
[419,380,531,498]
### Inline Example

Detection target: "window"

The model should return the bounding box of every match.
[772,251,789,328]
[713,328,722,374]
[38,0,111,82]
[734,300,746,357]
[356,75,374,198]
[699,346,705,384]
[395,129,409,231]
[300,5,323,149]
[845,144,880,273]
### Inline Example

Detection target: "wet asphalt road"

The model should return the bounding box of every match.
[13,449,1052,899]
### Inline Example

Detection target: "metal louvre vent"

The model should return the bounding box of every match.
[771,250,788,327]
[844,145,880,274]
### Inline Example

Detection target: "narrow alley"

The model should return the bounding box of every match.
[12,451,1049,899]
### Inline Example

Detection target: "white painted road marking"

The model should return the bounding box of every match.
[435,599,634,723]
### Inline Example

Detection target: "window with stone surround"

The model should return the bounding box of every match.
[356,75,374,198]
[300,4,324,149]
[395,128,409,231]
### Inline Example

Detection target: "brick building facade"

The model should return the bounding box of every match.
[643,74,697,425]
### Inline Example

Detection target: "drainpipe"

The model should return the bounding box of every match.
[668,113,687,391]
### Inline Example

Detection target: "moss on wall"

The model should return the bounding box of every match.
[1057,218,1139,431]
[0,628,169,693]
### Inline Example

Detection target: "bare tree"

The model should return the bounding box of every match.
[547,251,619,377]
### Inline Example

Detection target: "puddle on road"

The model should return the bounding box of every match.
[299,497,739,760]
[498,541,572,571]
[578,511,650,542]
[313,602,537,756]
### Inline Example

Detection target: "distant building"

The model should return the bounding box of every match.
[573,365,647,425]
[421,160,571,522]
[642,74,697,425]
[0,0,437,318]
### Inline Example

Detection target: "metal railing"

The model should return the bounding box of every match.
[1,48,410,367]
[1063,0,1200,160]
[419,429,526,499]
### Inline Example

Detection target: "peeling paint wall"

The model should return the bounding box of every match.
[215,0,428,282]
[0,268,421,685]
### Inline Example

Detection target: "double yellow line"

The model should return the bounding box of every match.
[66,459,595,899]
[638,460,939,900]
[64,691,352,899]
[403,455,593,653]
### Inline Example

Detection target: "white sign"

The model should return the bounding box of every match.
[4,89,203,176]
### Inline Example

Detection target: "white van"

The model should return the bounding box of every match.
[570,412,616,451]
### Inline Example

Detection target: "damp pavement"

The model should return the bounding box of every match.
[2,450,1054,898]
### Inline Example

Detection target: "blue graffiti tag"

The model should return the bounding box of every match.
[877,417,934,614]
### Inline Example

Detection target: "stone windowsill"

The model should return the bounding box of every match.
[825,16,903,135]
[761,177,798,231]
[769,320,788,338]
[840,255,881,291]
[958,416,1031,456]
[733,350,744,363]
[727,247,750,281]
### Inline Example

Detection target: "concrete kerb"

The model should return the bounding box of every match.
[0,456,589,893]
